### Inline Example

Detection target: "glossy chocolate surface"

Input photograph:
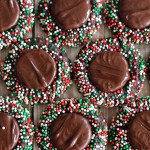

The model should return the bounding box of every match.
[51,0,91,30]
[50,113,92,150]
[88,51,130,92]
[0,112,20,150]
[15,49,57,89]
[119,0,150,29]
[0,0,20,32]
[128,111,150,150]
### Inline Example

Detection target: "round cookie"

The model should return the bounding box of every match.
[36,98,108,150]
[50,113,92,150]
[104,0,150,45]
[109,96,150,150]
[0,0,34,50]
[15,49,57,90]
[118,0,150,29]
[0,113,20,150]
[128,111,150,150]
[51,0,91,30]
[0,96,34,149]
[1,38,72,105]
[74,38,146,107]
[88,51,130,92]
[0,0,20,32]
[37,0,103,47]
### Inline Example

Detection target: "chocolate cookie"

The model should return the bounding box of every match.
[128,111,150,150]
[36,98,108,149]
[119,0,150,29]
[104,0,150,44]
[51,0,91,30]
[0,113,20,150]
[15,49,57,89]
[50,113,92,150]
[0,96,34,149]
[109,96,150,150]
[0,0,20,32]
[1,38,72,105]
[0,0,34,50]
[74,38,146,107]
[88,51,130,92]
[37,0,103,47]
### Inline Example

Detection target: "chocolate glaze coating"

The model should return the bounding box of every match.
[0,0,20,32]
[51,0,91,30]
[119,0,150,29]
[50,113,92,150]
[0,112,20,150]
[88,51,130,92]
[128,111,150,150]
[15,49,57,89]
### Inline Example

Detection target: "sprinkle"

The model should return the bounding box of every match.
[1,38,72,105]
[36,98,108,149]
[37,0,103,47]
[103,0,150,45]
[74,38,146,107]
[0,0,34,50]
[0,96,35,149]
[109,96,150,150]
[2,126,5,130]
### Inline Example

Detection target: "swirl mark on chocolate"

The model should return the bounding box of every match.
[128,111,150,150]
[0,0,20,32]
[119,0,150,29]
[15,49,57,90]
[88,51,130,92]
[51,0,91,30]
[50,113,92,150]
[0,113,20,150]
